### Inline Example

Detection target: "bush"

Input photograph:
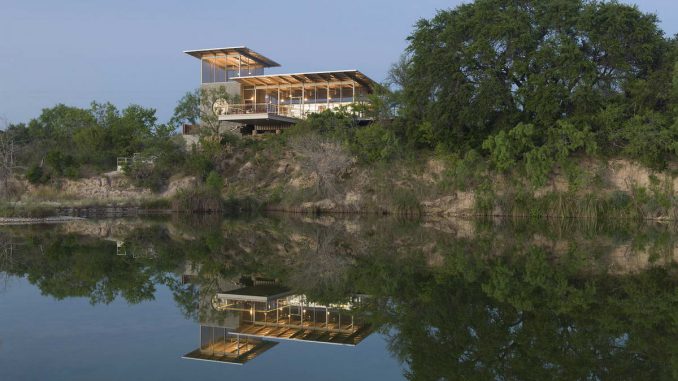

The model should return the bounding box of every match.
[483,121,597,186]
[123,160,170,192]
[350,123,399,163]
[441,150,487,191]
[26,165,49,184]
[171,186,223,213]
[205,171,223,193]
[392,189,422,216]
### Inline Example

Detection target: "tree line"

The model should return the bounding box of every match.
[2,0,677,191]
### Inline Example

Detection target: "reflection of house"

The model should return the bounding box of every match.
[182,277,372,365]
[212,285,371,346]
[183,46,376,135]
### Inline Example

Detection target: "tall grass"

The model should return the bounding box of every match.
[480,187,678,221]
[171,187,223,213]
[171,187,261,215]
[392,189,423,217]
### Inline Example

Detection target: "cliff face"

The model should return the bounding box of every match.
[15,140,678,219]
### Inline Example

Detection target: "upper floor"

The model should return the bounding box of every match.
[184,46,280,84]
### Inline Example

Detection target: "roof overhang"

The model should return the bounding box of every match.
[232,70,377,90]
[183,46,280,67]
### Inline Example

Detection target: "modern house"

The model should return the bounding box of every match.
[183,46,376,135]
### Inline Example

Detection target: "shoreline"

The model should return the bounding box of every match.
[0,216,86,225]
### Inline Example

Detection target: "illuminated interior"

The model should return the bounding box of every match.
[211,289,371,345]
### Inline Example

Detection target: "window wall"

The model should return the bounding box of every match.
[201,55,265,84]
[237,83,369,118]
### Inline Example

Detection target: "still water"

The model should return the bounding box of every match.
[0,215,677,380]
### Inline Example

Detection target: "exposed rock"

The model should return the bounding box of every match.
[163,176,198,197]
[344,192,361,207]
[607,159,656,192]
[48,173,152,200]
[421,192,476,216]
[289,172,319,189]
[301,199,337,212]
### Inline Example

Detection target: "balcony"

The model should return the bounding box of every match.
[218,102,356,126]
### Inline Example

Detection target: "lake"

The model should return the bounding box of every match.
[1,215,676,380]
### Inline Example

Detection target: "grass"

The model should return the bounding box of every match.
[478,188,678,221]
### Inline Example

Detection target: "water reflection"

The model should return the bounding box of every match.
[184,274,372,365]
[1,215,677,379]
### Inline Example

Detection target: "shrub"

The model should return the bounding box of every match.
[392,188,422,216]
[205,170,224,194]
[350,123,399,163]
[483,121,597,186]
[26,165,49,184]
[172,186,223,213]
[123,160,170,192]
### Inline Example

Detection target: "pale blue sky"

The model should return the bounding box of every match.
[1,0,676,125]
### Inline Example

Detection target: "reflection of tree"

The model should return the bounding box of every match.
[286,226,356,302]
[0,234,15,293]
[352,238,678,380]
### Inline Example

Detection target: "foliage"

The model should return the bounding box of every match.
[7,101,181,183]
[171,186,223,213]
[25,164,49,185]
[614,111,678,169]
[170,86,241,136]
[395,0,677,173]
[483,121,597,185]
[205,170,224,194]
[350,122,399,163]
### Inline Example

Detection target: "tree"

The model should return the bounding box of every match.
[171,86,241,137]
[169,89,200,128]
[398,0,669,152]
[0,117,19,198]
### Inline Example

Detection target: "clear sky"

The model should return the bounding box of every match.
[1,0,677,125]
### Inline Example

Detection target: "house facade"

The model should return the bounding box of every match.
[184,46,376,135]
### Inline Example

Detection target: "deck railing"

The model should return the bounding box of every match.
[226,103,280,115]
[224,102,357,119]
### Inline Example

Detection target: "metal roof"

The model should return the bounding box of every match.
[232,70,377,90]
[183,46,280,67]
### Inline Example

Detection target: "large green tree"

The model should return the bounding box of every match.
[398,0,672,157]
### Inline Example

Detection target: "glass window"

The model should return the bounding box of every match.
[214,57,227,83]
[202,59,214,83]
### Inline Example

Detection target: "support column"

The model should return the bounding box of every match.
[326,82,330,109]
[301,83,305,117]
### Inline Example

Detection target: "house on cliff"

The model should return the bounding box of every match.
[183,46,376,136]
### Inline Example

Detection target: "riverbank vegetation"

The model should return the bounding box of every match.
[2,0,678,219]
